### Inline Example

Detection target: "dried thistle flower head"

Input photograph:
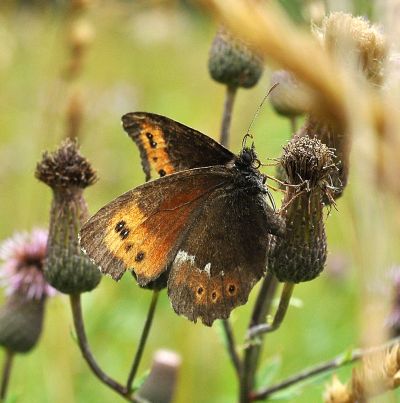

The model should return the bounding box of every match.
[295,13,388,203]
[208,27,263,88]
[0,229,55,300]
[35,138,96,190]
[352,345,400,400]
[323,375,352,403]
[268,136,336,283]
[282,135,336,190]
[0,229,55,353]
[269,70,307,118]
[36,139,101,294]
[317,12,387,85]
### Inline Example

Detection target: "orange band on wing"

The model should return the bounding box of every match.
[140,123,175,176]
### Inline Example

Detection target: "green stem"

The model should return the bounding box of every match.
[247,282,295,339]
[251,336,400,401]
[240,271,279,403]
[0,350,14,401]
[69,294,137,402]
[220,85,238,147]
[126,291,159,393]
[221,319,242,378]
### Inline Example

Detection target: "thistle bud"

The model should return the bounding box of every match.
[269,70,306,119]
[208,27,263,89]
[138,349,181,403]
[35,139,101,294]
[0,292,45,353]
[0,229,55,353]
[268,136,336,283]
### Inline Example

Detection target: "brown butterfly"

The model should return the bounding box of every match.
[80,112,284,326]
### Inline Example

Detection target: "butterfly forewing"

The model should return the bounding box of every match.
[79,167,231,283]
[122,112,235,180]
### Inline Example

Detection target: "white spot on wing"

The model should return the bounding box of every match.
[204,263,211,277]
[175,250,196,266]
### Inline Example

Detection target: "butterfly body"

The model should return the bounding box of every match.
[80,113,283,326]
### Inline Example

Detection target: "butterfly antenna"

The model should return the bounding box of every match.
[242,83,279,149]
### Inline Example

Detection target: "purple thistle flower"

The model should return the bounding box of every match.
[0,229,56,300]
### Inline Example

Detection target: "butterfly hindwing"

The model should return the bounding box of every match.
[122,112,235,180]
[79,167,231,284]
[168,186,283,326]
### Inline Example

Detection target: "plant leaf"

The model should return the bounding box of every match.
[256,356,282,388]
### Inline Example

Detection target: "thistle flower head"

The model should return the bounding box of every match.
[282,135,336,192]
[323,375,352,403]
[35,138,96,190]
[317,12,387,85]
[352,345,400,399]
[0,229,56,300]
[36,140,101,294]
[268,136,334,283]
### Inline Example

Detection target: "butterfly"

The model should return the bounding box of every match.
[80,112,284,326]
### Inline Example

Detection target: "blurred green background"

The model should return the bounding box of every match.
[0,1,392,402]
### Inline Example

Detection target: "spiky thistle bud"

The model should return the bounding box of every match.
[0,229,55,353]
[35,139,101,294]
[269,70,306,119]
[0,292,45,353]
[208,27,263,89]
[138,350,181,403]
[268,136,336,283]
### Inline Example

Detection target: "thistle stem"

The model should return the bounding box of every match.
[251,336,400,401]
[240,271,279,403]
[220,85,237,147]
[247,282,295,339]
[0,350,14,401]
[69,293,137,402]
[126,291,159,393]
[221,319,242,378]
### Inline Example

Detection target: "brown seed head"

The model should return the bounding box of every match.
[35,138,96,189]
[282,135,336,191]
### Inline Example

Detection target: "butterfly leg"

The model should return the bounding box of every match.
[246,282,295,340]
